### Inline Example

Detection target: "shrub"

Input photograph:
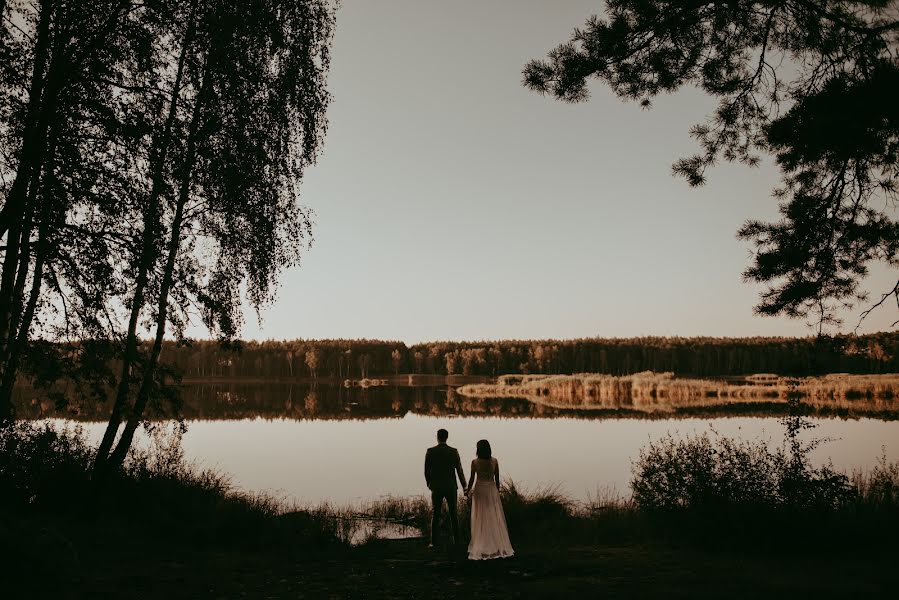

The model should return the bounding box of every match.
[630,431,854,512]
[0,421,94,511]
[0,421,343,553]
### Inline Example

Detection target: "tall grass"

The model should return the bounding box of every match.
[853,451,899,507]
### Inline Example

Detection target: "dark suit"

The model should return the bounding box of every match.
[424,442,464,544]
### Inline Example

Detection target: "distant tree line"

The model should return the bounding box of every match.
[154,333,899,380]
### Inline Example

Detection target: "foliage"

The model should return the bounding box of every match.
[630,430,854,512]
[0,0,336,470]
[0,421,343,557]
[524,0,899,330]
[0,0,157,421]
[0,421,94,509]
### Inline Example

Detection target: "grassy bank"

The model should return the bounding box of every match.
[0,423,346,578]
[2,421,898,597]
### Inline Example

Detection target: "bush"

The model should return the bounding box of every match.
[630,431,854,512]
[0,421,94,511]
[0,421,343,554]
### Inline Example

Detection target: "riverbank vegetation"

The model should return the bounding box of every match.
[0,422,343,559]
[3,417,898,595]
[458,372,899,418]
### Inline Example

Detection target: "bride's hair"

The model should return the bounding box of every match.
[476,439,492,459]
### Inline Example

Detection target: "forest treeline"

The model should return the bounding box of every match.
[155,332,899,380]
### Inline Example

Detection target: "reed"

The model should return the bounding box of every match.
[458,371,899,416]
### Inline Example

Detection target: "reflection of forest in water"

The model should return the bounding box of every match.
[14,379,899,422]
[459,373,899,420]
[14,383,559,422]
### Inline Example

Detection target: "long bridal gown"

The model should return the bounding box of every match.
[468,457,514,560]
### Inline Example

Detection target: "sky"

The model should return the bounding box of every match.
[224,0,897,344]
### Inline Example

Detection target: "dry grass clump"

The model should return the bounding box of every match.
[457,372,899,415]
[852,452,899,507]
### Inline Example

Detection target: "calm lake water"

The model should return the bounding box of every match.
[24,381,899,505]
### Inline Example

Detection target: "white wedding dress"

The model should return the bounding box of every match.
[468,457,514,560]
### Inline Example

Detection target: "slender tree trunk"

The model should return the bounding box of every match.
[0,2,69,423]
[0,220,48,409]
[0,216,30,369]
[94,12,195,470]
[106,57,208,469]
[0,0,52,240]
[7,206,35,347]
[0,3,55,383]
[0,142,51,419]
[0,97,53,422]
[2,168,40,359]
[0,117,60,415]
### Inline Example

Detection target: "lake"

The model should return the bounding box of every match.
[19,380,899,505]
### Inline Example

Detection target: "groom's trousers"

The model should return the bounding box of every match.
[430,489,460,545]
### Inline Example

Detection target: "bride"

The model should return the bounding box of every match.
[465,439,514,560]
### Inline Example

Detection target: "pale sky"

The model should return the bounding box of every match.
[224,0,897,344]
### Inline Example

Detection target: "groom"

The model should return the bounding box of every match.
[424,428,466,547]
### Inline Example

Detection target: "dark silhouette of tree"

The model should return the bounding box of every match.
[523,1,899,331]
[93,0,335,472]
[0,0,156,421]
[0,0,335,455]
[93,0,201,468]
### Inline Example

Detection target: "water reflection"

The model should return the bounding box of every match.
[62,413,899,505]
[14,380,899,422]
[20,381,899,504]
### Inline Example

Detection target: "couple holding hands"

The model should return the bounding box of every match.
[424,428,514,560]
